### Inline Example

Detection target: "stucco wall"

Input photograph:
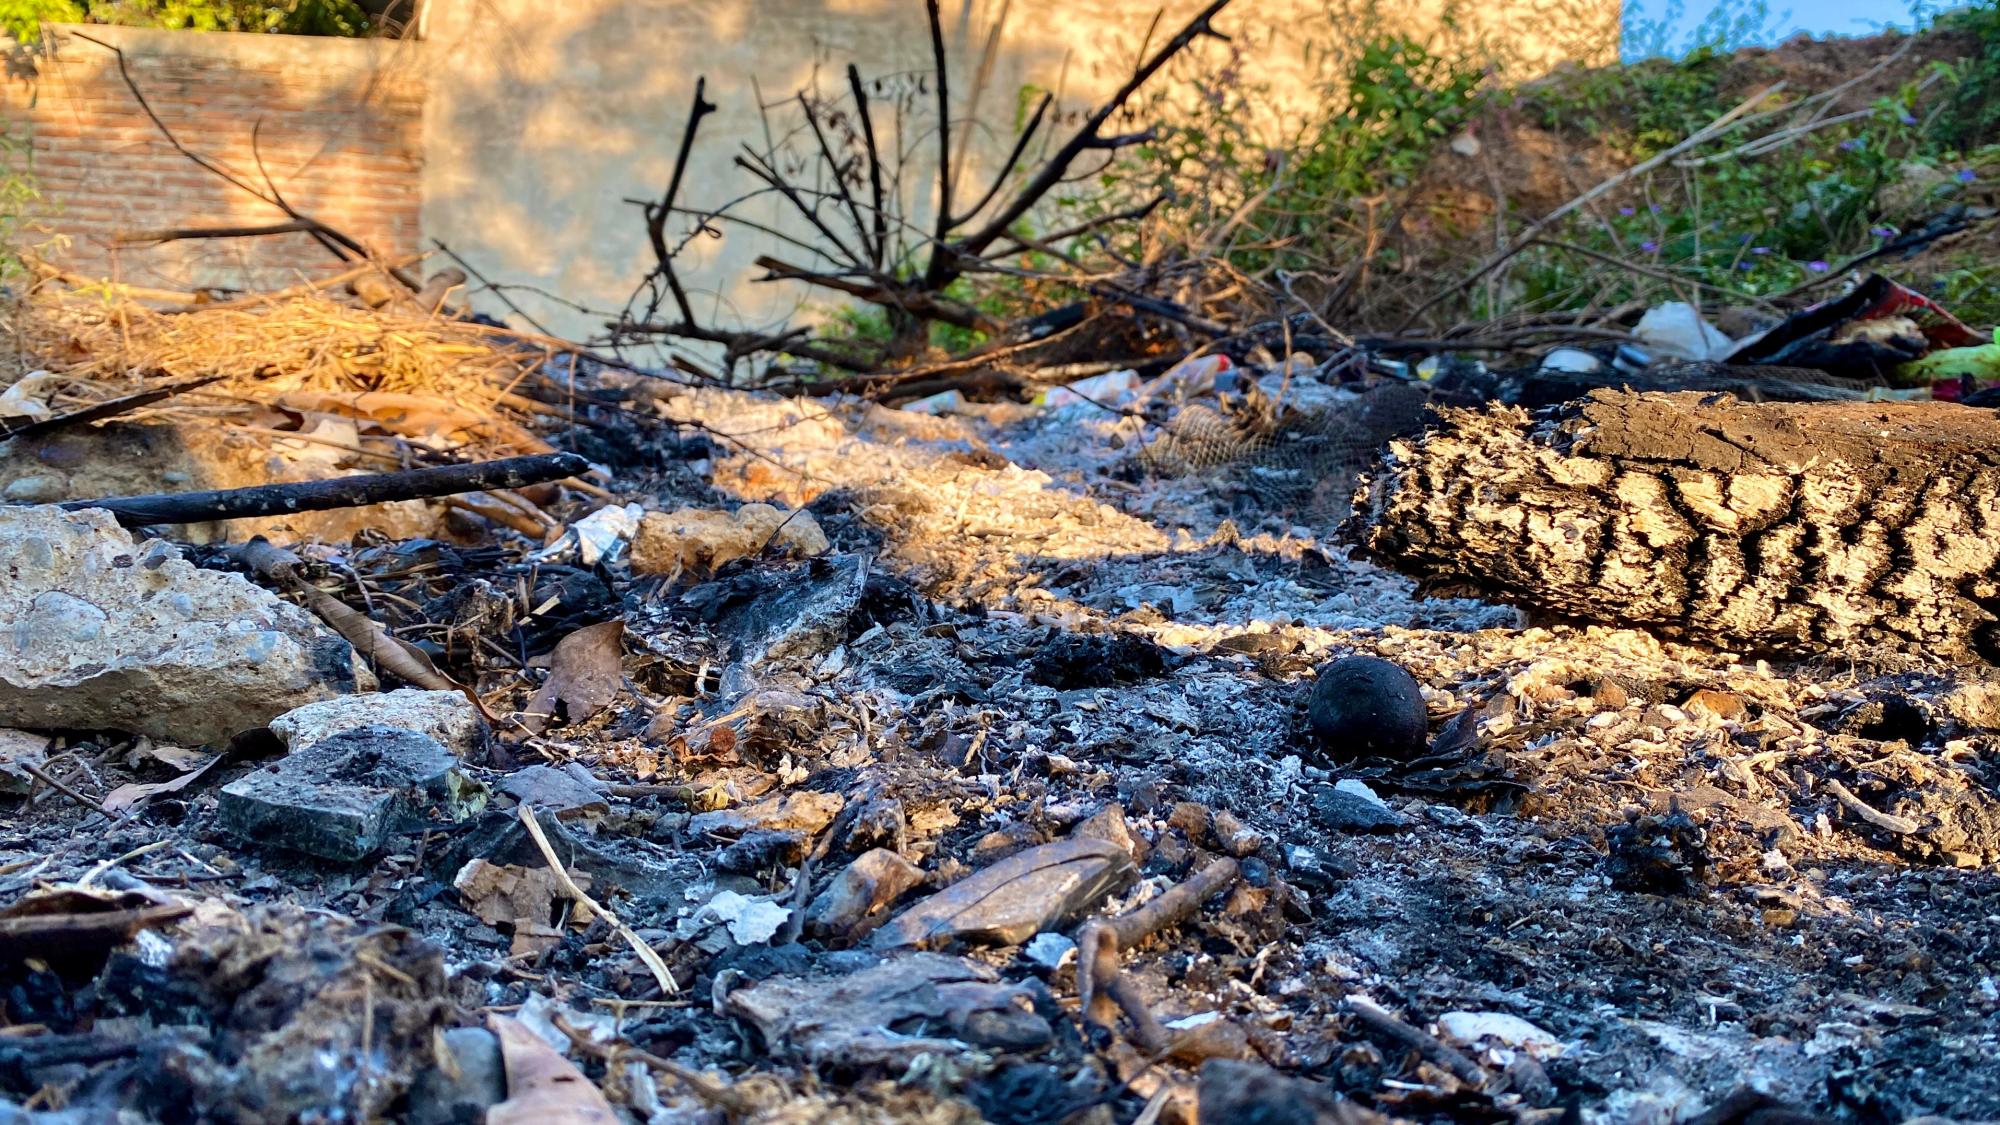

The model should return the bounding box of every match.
[419,0,1620,346]
[7,24,424,293]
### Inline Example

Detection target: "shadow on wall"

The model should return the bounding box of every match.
[416,0,1621,352]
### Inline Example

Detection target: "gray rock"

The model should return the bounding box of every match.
[498,764,608,817]
[0,506,362,744]
[269,689,488,757]
[406,1027,506,1125]
[724,953,1052,1066]
[218,728,485,863]
[0,729,48,796]
[871,837,1135,950]
[1309,785,1409,833]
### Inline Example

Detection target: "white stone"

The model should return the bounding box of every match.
[1438,1011,1564,1057]
[269,688,488,756]
[0,506,363,744]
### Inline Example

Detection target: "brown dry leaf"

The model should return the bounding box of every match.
[130,739,211,772]
[486,1014,618,1125]
[521,620,625,735]
[453,858,593,956]
[102,755,221,814]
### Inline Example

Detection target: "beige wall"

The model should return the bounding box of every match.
[420,0,1616,348]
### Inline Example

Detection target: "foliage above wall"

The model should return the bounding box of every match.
[1,0,398,41]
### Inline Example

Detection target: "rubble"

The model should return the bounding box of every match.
[723,953,1054,1066]
[268,688,489,756]
[0,505,363,743]
[217,728,483,862]
[804,848,926,941]
[871,837,1137,950]
[628,502,828,576]
[7,28,2000,1119]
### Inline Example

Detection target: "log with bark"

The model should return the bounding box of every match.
[1348,389,2000,664]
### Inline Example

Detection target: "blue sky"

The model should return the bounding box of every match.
[1624,0,1927,58]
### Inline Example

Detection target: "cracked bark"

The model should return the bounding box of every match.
[1349,390,2000,665]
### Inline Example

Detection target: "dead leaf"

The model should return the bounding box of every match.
[486,1014,618,1125]
[130,739,212,772]
[102,755,221,814]
[521,621,625,734]
[454,858,593,956]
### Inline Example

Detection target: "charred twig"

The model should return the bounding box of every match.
[931,0,1235,284]
[0,374,223,441]
[847,63,891,271]
[71,31,419,291]
[57,452,590,527]
[752,256,999,332]
[644,77,720,327]
[115,219,318,244]
[1344,995,1490,1088]
[552,1013,750,1117]
[797,93,878,267]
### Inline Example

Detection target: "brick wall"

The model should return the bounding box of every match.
[10,24,424,294]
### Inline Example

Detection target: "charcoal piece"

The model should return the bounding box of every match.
[1308,656,1428,760]
[1605,811,1710,895]
[1025,631,1171,689]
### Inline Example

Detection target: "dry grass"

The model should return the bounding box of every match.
[0,283,563,457]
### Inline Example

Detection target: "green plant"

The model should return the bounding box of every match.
[1929,0,2000,149]
[0,132,52,290]
[2,0,82,41]
[2,0,371,40]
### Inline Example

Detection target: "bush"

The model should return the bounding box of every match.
[2,0,378,41]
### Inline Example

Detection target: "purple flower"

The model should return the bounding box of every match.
[1899,112,1918,125]
[1641,240,1660,253]
[1737,261,1755,270]
[1751,246,1771,254]
[1618,206,1635,216]
[1959,168,1977,182]
[1838,138,1861,152]
[1649,203,1662,213]
[1806,260,1829,272]
[1870,226,1896,238]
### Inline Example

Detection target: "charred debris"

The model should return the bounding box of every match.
[4,4,2000,1124]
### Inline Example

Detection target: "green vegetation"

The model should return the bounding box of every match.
[0,133,52,291]
[1002,0,2000,333]
[1,0,377,41]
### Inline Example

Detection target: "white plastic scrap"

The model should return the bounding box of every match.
[1634,302,1736,361]
[698,889,792,945]
[536,502,643,566]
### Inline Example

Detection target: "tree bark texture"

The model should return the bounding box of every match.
[1350,390,2000,664]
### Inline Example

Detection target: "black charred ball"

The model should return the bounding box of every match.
[1308,656,1428,760]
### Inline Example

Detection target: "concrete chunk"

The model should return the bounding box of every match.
[269,689,488,757]
[0,506,362,744]
[218,727,484,862]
